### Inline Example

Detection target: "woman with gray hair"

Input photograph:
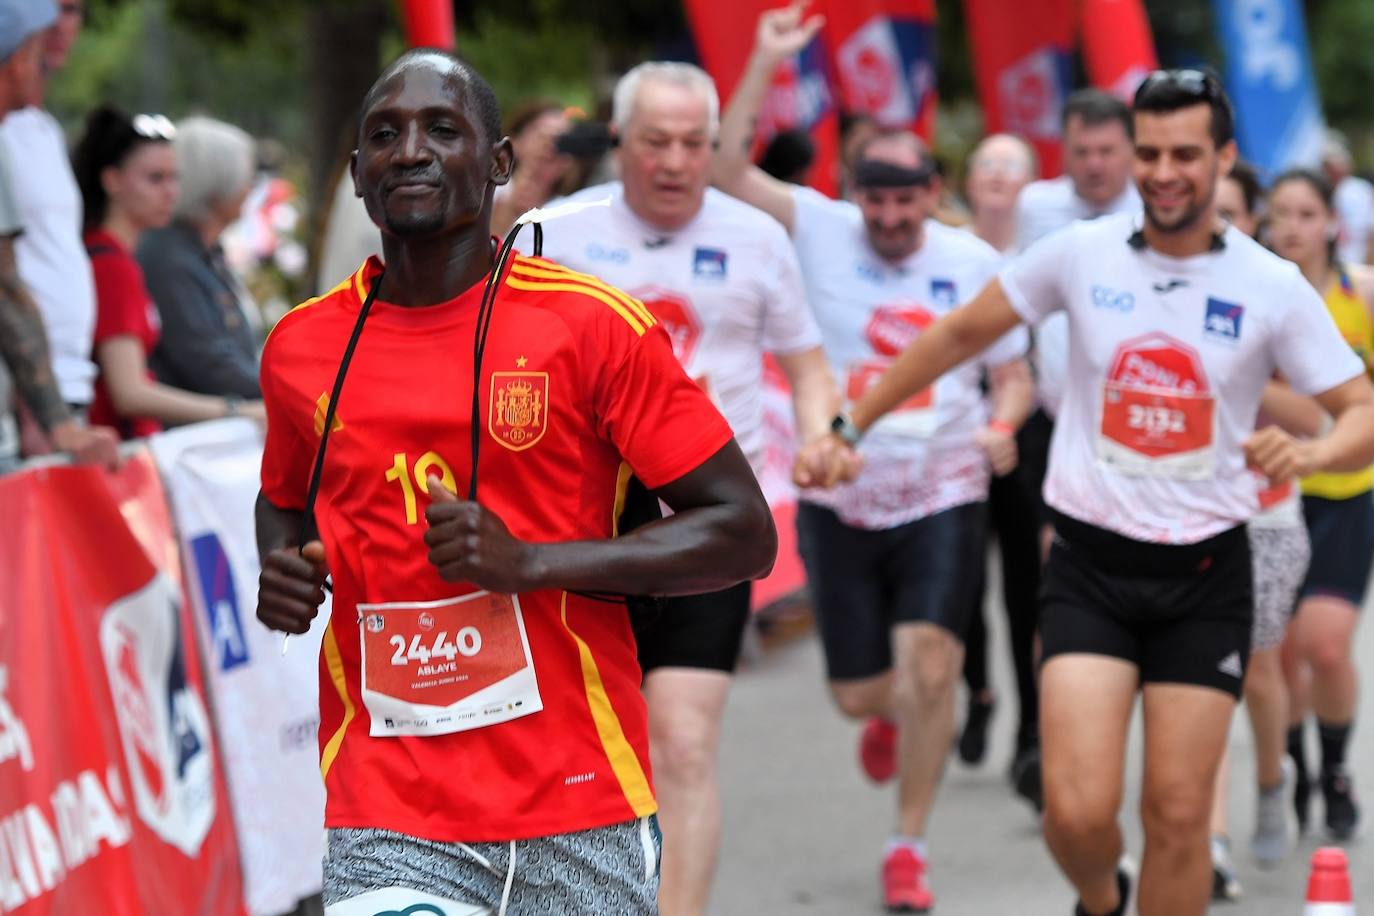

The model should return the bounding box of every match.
[138,114,262,400]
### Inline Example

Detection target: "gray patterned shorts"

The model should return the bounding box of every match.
[1249,524,1311,651]
[322,816,660,915]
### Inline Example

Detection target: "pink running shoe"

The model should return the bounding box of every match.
[860,717,897,784]
[882,846,934,913]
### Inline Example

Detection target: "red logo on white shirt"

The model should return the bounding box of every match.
[1099,333,1216,477]
[633,286,701,365]
[866,305,935,357]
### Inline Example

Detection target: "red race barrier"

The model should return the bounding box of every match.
[0,454,246,915]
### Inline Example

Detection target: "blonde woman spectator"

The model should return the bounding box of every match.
[138,115,263,399]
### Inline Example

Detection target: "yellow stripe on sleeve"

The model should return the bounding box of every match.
[510,260,657,328]
[559,592,657,817]
[505,277,649,336]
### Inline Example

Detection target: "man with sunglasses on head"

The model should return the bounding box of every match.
[713,4,1033,910]
[537,60,836,916]
[798,69,1374,916]
[253,49,776,915]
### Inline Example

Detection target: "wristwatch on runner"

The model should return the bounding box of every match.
[830,412,864,446]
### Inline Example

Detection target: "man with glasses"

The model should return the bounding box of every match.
[713,5,1034,909]
[799,69,1374,916]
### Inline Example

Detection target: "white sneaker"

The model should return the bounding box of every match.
[1211,834,1242,902]
[1251,756,1297,869]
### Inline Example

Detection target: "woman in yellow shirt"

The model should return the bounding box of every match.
[1269,169,1374,842]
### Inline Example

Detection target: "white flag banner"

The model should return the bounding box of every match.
[150,419,330,915]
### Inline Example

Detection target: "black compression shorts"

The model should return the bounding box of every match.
[632,581,752,675]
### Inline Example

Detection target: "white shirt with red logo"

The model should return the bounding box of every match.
[1001,212,1362,544]
[1015,177,1141,418]
[790,186,1029,530]
[537,183,821,475]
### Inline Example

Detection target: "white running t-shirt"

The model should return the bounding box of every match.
[1000,212,1362,544]
[1015,176,1141,418]
[789,186,1029,530]
[538,183,821,473]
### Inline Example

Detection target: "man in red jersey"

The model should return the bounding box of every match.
[254,49,776,916]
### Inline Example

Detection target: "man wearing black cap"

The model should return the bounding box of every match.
[712,4,1032,910]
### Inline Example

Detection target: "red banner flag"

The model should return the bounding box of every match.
[0,456,246,915]
[400,0,455,49]
[1080,0,1157,100]
[964,0,1075,177]
[685,0,841,196]
[822,0,938,139]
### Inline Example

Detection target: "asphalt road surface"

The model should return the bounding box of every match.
[713,561,1372,915]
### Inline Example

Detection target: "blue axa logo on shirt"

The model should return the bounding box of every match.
[1091,285,1135,313]
[930,278,957,306]
[693,247,728,281]
[1204,297,1244,341]
[189,533,249,671]
[584,243,630,264]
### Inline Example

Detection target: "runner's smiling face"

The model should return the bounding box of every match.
[1133,104,1235,236]
[855,135,936,263]
[353,62,512,239]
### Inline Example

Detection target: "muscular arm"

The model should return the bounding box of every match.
[0,235,71,430]
[850,279,1025,431]
[426,441,778,597]
[1259,379,1325,438]
[711,4,823,233]
[775,346,839,443]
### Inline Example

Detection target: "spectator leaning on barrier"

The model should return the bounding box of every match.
[0,0,117,471]
[138,115,262,401]
[73,106,264,440]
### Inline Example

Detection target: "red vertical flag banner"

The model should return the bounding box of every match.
[822,0,938,139]
[400,0,455,49]
[685,0,841,196]
[964,0,1075,176]
[1080,0,1157,99]
[0,455,246,915]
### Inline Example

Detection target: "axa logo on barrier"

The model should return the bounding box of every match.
[189,533,249,672]
[0,665,32,773]
[99,574,215,857]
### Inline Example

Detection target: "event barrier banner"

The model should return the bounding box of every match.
[964,0,1075,177]
[1079,0,1156,100]
[822,0,937,140]
[685,0,841,196]
[1212,0,1325,176]
[150,420,329,915]
[0,453,245,915]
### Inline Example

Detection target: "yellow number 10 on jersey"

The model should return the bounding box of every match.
[384,451,458,524]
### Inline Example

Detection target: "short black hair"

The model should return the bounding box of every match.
[758,128,815,184]
[1061,88,1131,135]
[1225,160,1264,216]
[1131,69,1235,148]
[358,48,503,147]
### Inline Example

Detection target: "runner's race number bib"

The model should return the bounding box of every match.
[1098,382,1216,479]
[358,590,542,737]
[847,360,937,438]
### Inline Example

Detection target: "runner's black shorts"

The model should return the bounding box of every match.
[1300,492,1374,607]
[796,501,987,681]
[1040,510,1253,698]
[632,581,752,675]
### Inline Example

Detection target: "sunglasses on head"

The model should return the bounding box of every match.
[132,114,176,141]
[1134,69,1221,106]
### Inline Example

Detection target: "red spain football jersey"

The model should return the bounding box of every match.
[259,251,733,842]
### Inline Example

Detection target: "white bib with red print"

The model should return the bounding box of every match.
[537,183,821,477]
[1001,213,1362,544]
[789,187,1029,530]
